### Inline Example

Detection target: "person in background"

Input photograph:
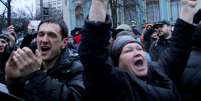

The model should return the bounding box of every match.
[149,20,172,61]
[0,25,19,84]
[0,34,10,83]
[112,24,133,40]
[0,34,10,54]
[70,27,82,50]
[131,20,141,37]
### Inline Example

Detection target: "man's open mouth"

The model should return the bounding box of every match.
[41,46,51,52]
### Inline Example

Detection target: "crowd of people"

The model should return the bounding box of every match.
[0,0,201,101]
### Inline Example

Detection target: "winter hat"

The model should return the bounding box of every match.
[116,31,136,38]
[0,34,10,43]
[111,34,143,66]
[112,24,133,39]
[116,24,132,32]
[153,20,170,29]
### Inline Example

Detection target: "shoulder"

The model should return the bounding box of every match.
[148,62,166,76]
[70,60,84,72]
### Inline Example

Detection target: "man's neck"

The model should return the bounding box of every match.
[42,56,59,72]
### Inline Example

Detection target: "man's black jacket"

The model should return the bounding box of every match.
[7,48,85,101]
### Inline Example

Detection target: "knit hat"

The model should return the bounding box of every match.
[0,34,10,42]
[111,35,143,66]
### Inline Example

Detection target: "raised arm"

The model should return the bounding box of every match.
[89,0,108,22]
[79,0,111,76]
[78,0,118,99]
[180,0,198,24]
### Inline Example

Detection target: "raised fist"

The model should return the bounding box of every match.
[180,0,199,24]
[89,0,109,22]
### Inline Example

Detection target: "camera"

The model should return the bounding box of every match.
[19,34,37,54]
[14,25,24,33]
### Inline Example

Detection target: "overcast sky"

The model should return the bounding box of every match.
[0,0,36,15]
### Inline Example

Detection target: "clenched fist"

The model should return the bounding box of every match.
[180,0,199,24]
[89,0,109,22]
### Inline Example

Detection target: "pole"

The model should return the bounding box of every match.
[40,0,43,20]
[7,0,11,26]
[144,0,147,23]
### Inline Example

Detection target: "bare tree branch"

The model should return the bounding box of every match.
[25,3,35,19]
[0,0,8,8]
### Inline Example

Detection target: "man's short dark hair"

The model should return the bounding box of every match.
[37,18,68,39]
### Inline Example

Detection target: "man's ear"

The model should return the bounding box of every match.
[62,38,68,48]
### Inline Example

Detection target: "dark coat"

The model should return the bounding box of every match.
[0,51,10,83]
[0,45,13,83]
[149,36,170,61]
[7,48,85,101]
[143,29,157,52]
[179,24,201,101]
[79,17,195,101]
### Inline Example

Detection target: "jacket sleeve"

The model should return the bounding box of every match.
[157,19,195,82]
[78,16,114,84]
[7,62,84,101]
[78,16,129,99]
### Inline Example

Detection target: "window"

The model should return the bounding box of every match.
[146,1,160,23]
[170,0,180,22]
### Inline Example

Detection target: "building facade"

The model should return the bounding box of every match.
[65,0,144,31]
[115,0,145,26]
[65,0,181,28]
[37,0,200,33]
[65,0,181,31]
[145,0,180,23]
[35,0,64,20]
[64,0,91,32]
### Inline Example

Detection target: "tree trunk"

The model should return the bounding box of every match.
[110,0,117,28]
